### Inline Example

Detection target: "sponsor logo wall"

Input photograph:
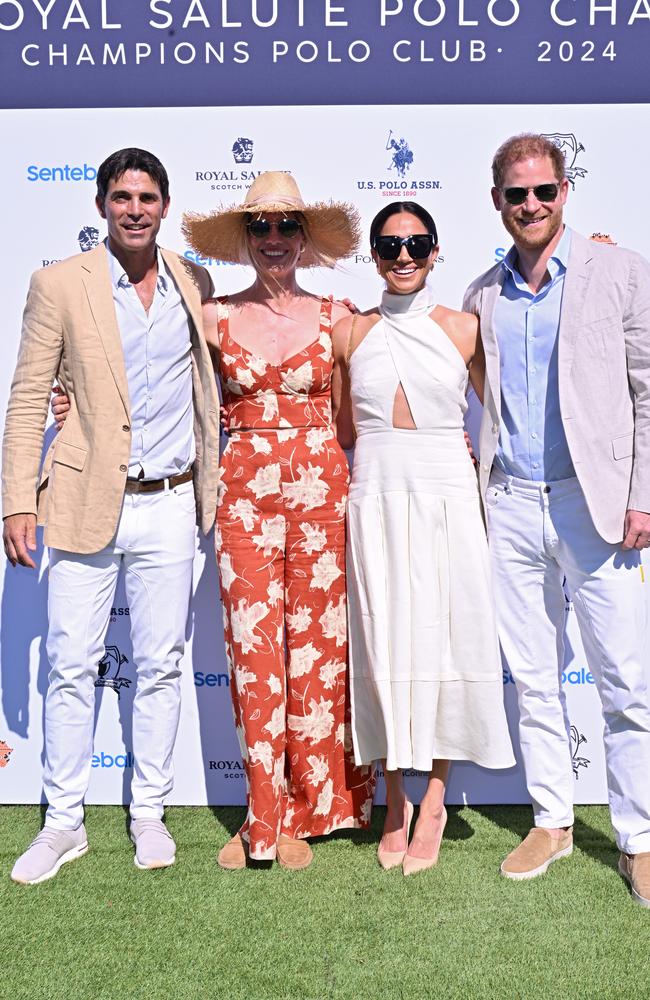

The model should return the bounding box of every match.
[0,103,648,807]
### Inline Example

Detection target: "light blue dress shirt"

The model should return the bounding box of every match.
[494,226,575,482]
[106,242,195,480]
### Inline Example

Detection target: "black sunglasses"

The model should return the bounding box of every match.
[502,183,560,206]
[247,218,302,239]
[372,234,435,261]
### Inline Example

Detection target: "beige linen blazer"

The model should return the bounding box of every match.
[2,243,220,553]
[463,229,650,544]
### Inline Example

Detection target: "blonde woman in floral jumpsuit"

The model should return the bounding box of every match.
[184,173,374,869]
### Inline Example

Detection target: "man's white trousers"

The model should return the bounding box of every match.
[487,469,650,855]
[44,481,196,830]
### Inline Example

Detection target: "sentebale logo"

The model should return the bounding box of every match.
[570,725,591,778]
[95,644,131,697]
[27,164,97,183]
[541,133,588,189]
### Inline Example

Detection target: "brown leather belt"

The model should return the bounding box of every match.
[124,468,194,495]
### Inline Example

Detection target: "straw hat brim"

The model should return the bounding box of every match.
[182,200,361,269]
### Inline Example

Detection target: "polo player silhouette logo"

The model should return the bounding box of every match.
[386,130,414,178]
[232,137,254,164]
[541,133,588,189]
[96,644,131,697]
[78,226,100,253]
[0,740,13,768]
[570,725,590,778]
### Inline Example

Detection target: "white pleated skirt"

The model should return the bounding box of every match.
[346,427,515,772]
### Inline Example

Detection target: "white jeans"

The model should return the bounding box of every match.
[44,481,196,830]
[487,469,650,854]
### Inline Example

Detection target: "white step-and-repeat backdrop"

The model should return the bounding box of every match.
[1,102,648,806]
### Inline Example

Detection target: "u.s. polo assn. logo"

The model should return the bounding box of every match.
[386,130,414,177]
[95,644,131,697]
[356,130,442,196]
[541,133,588,189]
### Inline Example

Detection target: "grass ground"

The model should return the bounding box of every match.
[1,805,649,1000]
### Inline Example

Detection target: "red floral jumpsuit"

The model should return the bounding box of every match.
[214,296,374,860]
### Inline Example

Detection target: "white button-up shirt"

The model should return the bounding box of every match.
[107,242,195,480]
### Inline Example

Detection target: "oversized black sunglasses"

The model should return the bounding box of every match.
[247,218,302,239]
[502,183,560,206]
[372,234,435,261]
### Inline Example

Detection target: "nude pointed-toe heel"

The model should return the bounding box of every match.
[403,806,447,877]
[377,800,414,870]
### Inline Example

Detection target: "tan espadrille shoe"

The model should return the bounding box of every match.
[276,834,313,870]
[619,852,650,907]
[500,827,573,880]
[217,833,248,870]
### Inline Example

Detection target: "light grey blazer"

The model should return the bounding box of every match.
[463,229,650,544]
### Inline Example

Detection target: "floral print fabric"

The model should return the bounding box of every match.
[214,297,374,860]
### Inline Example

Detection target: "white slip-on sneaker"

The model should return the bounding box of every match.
[130,819,176,870]
[11,825,89,885]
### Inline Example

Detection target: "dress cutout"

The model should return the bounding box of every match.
[346,287,515,772]
[214,296,374,860]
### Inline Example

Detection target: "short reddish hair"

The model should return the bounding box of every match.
[492,134,566,189]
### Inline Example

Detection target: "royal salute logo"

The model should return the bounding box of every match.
[78,226,100,253]
[232,137,254,164]
[208,759,245,779]
[356,130,442,196]
[95,644,132,697]
[195,135,264,192]
[42,224,101,268]
[0,740,13,769]
[541,133,588,189]
[570,725,591,778]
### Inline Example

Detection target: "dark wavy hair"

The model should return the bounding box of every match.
[96,148,169,204]
[369,201,438,247]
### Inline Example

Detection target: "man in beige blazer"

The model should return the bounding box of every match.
[3,148,220,884]
[463,133,650,906]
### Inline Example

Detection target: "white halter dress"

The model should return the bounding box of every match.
[346,287,514,772]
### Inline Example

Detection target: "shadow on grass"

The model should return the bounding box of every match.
[208,805,246,838]
[309,805,475,853]
[472,805,619,871]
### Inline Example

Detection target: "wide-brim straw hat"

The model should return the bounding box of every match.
[182,171,361,269]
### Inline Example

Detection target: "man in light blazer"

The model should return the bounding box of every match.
[3,148,220,884]
[463,133,650,905]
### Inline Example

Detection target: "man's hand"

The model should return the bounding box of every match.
[3,513,37,568]
[51,385,70,430]
[622,509,650,550]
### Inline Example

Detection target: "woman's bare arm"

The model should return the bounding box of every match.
[201,298,221,367]
[467,318,485,405]
[331,315,355,450]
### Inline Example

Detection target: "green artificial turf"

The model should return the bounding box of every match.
[1,805,649,1000]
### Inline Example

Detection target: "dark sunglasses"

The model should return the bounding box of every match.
[502,183,560,206]
[372,234,435,261]
[247,218,302,239]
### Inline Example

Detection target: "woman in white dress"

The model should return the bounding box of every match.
[331,202,514,875]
